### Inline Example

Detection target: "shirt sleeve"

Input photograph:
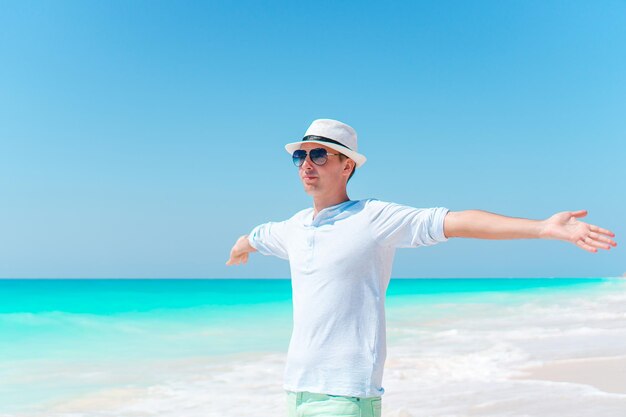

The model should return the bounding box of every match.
[368,200,450,248]
[247,221,290,260]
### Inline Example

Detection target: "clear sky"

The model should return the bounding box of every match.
[0,1,623,278]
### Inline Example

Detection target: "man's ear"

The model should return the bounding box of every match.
[343,158,355,174]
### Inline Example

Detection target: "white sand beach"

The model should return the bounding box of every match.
[513,355,626,395]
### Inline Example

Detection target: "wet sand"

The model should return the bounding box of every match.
[513,356,626,395]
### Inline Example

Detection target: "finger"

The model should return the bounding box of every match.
[576,239,597,253]
[584,236,612,250]
[239,253,249,265]
[571,210,588,218]
[589,224,616,237]
[588,232,618,246]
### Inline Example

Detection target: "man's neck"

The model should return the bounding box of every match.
[312,193,350,219]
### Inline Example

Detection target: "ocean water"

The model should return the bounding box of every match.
[1,278,625,417]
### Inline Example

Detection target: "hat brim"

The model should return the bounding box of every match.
[284,140,367,168]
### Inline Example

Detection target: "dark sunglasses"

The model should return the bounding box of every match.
[292,148,341,167]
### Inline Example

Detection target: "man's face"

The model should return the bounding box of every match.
[297,143,354,196]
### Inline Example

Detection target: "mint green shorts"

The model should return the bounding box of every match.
[286,390,382,417]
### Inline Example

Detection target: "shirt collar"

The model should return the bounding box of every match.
[304,199,359,227]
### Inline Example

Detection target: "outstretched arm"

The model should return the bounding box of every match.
[443,209,617,253]
[225,235,257,265]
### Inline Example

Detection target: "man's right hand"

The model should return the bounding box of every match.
[225,235,257,266]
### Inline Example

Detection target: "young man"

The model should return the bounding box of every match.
[226,119,617,417]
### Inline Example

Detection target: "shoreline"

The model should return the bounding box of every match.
[512,355,626,395]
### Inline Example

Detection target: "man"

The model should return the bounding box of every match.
[226,119,617,417]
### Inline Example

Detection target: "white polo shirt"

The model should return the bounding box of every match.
[248,198,450,398]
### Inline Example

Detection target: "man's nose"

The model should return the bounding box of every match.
[301,153,315,169]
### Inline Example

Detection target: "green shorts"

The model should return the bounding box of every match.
[286,390,382,417]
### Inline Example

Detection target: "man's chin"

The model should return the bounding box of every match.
[302,184,319,195]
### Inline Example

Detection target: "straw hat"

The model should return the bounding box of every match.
[284,119,367,168]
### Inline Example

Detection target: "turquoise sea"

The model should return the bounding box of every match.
[1,278,625,417]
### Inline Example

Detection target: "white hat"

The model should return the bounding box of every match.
[284,119,367,168]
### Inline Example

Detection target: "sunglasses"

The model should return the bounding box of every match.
[292,148,341,167]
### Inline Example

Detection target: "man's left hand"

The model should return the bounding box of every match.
[541,210,617,253]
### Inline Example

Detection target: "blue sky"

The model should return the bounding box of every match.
[0,1,623,278]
